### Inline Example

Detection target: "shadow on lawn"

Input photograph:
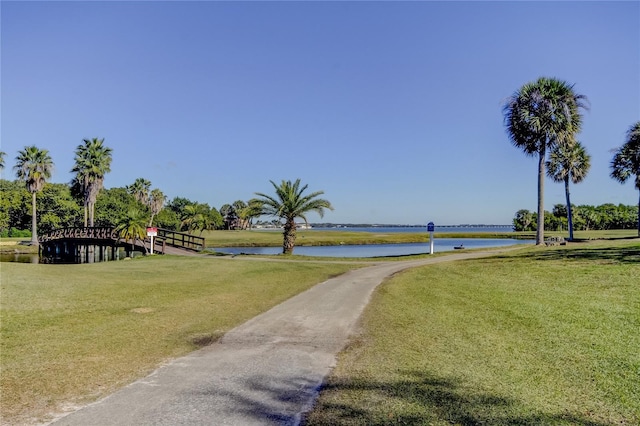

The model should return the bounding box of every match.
[304,370,613,426]
[498,242,640,264]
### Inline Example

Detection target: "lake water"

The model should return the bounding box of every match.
[213,238,532,258]
[211,225,526,257]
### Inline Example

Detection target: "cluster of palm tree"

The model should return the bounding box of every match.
[5,136,336,254]
[126,178,167,227]
[113,178,169,250]
[8,138,113,246]
[504,77,640,241]
[504,77,589,244]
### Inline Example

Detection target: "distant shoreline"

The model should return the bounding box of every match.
[309,223,513,228]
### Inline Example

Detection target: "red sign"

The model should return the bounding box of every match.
[146,227,158,236]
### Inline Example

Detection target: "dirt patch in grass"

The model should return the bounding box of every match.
[130,307,155,314]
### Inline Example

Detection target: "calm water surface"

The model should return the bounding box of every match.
[0,253,40,263]
[213,238,532,258]
[213,226,526,257]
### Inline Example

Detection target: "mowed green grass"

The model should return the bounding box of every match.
[0,256,358,425]
[305,240,640,425]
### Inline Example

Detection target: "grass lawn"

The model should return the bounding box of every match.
[0,256,359,425]
[304,239,640,425]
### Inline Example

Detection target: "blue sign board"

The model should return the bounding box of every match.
[427,222,435,232]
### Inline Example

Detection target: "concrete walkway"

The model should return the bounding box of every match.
[50,249,514,426]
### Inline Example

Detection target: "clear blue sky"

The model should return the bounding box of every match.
[2,1,638,225]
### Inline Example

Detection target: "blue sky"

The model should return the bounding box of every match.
[1,1,638,225]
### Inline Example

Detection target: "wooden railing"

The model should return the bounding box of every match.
[39,227,205,254]
[39,227,119,242]
[157,228,205,252]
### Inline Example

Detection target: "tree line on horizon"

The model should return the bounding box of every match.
[0,178,271,236]
[512,203,639,232]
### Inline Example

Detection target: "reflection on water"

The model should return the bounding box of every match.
[213,238,533,258]
[1,247,131,264]
[0,253,40,263]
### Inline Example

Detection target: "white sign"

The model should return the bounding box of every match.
[147,227,158,255]
[427,222,435,254]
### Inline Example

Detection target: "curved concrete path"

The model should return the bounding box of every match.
[50,248,515,426]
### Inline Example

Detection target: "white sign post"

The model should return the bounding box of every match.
[147,227,158,255]
[427,222,435,254]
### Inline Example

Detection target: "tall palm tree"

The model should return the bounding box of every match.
[14,146,54,245]
[0,150,6,171]
[610,121,640,236]
[255,179,333,254]
[127,178,152,205]
[546,140,591,241]
[503,77,588,244]
[71,138,113,227]
[116,208,149,255]
[148,188,166,226]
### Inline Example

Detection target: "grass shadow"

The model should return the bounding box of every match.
[304,370,615,425]
[491,242,640,264]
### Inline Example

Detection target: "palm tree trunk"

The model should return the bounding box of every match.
[87,199,95,261]
[536,151,545,245]
[564,177,574,241]
[637,189,640,237]
[31,192,38,245]
[83,186,90,227]
[282,220,296,254]
[89,201,94,227]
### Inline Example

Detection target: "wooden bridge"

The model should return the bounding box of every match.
[39,227,205,263]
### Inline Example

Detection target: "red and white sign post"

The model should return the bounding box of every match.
[147,227,158,254]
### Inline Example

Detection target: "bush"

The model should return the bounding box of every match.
[6,228,32,238]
